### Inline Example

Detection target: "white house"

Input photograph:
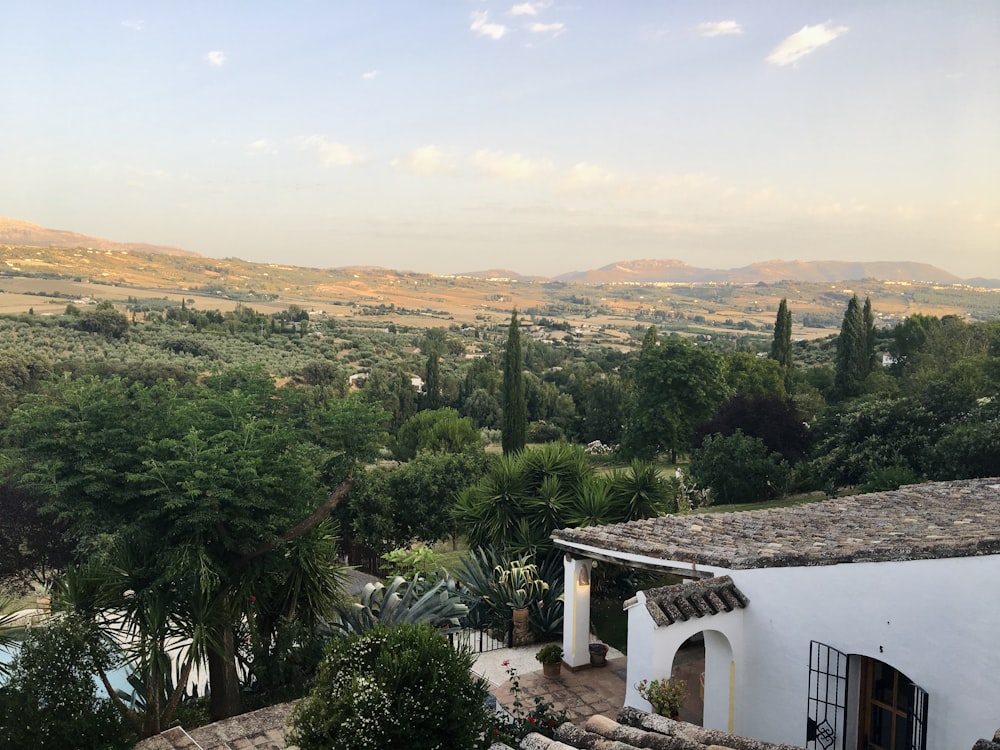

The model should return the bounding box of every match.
[556,477,1000,750]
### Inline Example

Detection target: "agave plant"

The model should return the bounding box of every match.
[493,558,548,610]
[335,575,468,634]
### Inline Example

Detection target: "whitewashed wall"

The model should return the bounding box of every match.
[729,554,1000,749]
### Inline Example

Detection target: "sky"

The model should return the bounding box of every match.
[1,2,998,279]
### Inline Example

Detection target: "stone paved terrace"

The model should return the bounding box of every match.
[553,478,1000,569]
[491,655,630,725]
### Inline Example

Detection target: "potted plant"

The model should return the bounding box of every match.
[536,643,563,678]
[494,559,549,646]
[636,676,688,719]
[589,642,609,667]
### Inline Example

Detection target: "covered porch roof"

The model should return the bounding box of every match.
[553,478,1000,572]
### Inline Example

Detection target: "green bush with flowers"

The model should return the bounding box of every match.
[636,675,688,718]
[490,660,569,744]
[289,622,494,750]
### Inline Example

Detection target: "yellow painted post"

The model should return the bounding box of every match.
[728,660,736,733]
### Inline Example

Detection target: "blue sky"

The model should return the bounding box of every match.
[2,2,998,278]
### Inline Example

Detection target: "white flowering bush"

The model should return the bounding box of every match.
[289,623,493,750]
[0,615,133,749]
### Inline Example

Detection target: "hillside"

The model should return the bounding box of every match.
[1,220,999,345]
[0,217,200,257]
[556,258,965,285]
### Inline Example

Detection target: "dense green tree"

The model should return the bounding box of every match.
[0,614,132,749]
[423,350,442,409]
[393,408,482,461]
[770,298,793,369]
[834,295,870,398]
[692,394,811,464]
[462,387,502,428]
[76,301,129,340]
[690,431,790,505]
[723,352,787,399]
[580,374,625,444]
[0,483,73,590]
[363,365,418,431]
[502,309,527,455]
[862,296,877,373]
[620,335,729,461]
[4,372,383,722]
[420,328,447,410]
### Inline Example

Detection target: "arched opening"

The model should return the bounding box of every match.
[669,633,705,724]
[666,629,735,730]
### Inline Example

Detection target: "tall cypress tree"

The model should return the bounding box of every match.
[501,309,527,455]
[770,298,793,369]
[862,296,877,374]
[835,295,868,397]
[424,350,441,410]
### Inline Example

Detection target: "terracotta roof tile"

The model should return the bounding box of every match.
[553,479,1000,570]
[644,576,748,627]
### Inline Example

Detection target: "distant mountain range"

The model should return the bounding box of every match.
[4,217,998,288]
[0,218,199,257]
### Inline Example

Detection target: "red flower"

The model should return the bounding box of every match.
[502,659,510,666]
[527,716,536,724]
[547,720,555,727]
[248,595,257,603]
[493,728,499,735]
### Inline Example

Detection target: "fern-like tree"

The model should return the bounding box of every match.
[502,309,527,455]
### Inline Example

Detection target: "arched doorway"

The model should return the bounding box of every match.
[669,633,705,724]
[668,629,736,731]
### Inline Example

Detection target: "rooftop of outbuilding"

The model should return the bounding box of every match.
[552,478,1000,571]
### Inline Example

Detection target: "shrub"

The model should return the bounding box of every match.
[289,623,493,750]
[0,615,133,750]
[689,430,790,505]
[636,676,687,717]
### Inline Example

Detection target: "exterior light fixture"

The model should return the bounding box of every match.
[578,564,590,587]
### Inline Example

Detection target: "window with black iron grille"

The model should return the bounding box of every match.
[806,640,849,750]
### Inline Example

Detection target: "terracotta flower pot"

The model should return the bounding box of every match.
[543,661,562,679]
[512,606,533,646]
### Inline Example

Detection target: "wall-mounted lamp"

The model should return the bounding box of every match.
[578,565,590,587]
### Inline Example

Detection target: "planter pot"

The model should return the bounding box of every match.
[542,661,562,679]
[512,607,533,647]
[589,643,609,667]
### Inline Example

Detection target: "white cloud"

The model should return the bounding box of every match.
[692,20,742,38]
[510,2,540,15]
[766,21,848,66]
[247,139,277,156]
[362,70,379,80]
[391,145,452,176]
[471,150,553,180]
[470,11,507,40]
[561,162,618,190]
[296,136,365,167]
[121,19,144,31]
[205,50,227,67]
[528,22,565,35]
